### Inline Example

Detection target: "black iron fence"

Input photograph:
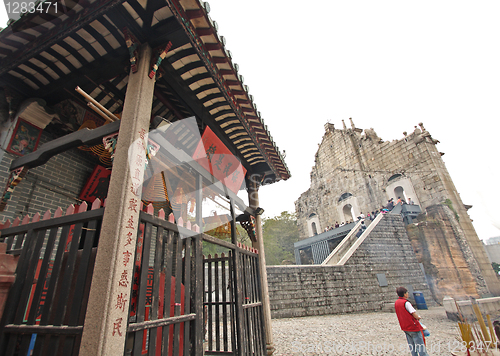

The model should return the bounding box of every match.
[0,200,103,356]
[0,201,267,355]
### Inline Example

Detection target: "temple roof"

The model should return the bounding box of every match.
[0,0,290,184]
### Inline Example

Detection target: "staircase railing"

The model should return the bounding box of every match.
[321,219,363,265]
[322,213,385,266]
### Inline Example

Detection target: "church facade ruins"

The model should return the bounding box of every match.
[295,119,500,303]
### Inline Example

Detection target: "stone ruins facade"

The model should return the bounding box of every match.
[295,119,500,299]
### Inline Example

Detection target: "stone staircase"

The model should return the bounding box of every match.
[322,213,385,265]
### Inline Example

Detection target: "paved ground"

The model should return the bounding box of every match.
[271,307,469,355]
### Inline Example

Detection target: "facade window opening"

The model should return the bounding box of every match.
[388,174,402,183]
[394,186,408,203]
[311,222,318,235]
[338,192,353,202]
[306,212,321,237]
[342,204,354,222]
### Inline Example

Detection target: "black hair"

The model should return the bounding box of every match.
[396,287,407,297]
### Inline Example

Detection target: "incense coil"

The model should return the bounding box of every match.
[77,121,113,167]
[141,173,174,215]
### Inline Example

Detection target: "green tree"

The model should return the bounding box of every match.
[262,211,300,265]
[492,262,500,275]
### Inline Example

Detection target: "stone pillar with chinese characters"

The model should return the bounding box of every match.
[248,176,275,355]
[80,44,155,356]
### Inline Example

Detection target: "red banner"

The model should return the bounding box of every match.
[79,165,111,202]
[192,127,246,194]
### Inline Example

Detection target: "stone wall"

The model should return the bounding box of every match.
[0,132,97,222]
[295,120,500,296]
[267,214,433,319]
[406,205,486,301]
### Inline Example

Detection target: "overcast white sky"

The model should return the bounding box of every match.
[1,1,499,240]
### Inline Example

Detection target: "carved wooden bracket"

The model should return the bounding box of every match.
[122,27,140,73]
[149,42,173,79]
[0,166,28,211]
[103,132,119,163]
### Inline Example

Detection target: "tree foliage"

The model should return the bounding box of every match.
[203,223,249,257]
[262,211,300,265]
[492,262,500,275]
[201,211,300,265]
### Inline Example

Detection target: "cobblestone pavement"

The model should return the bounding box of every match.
[271,307,469,356]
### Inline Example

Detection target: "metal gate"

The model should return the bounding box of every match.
[203,243,266,355]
